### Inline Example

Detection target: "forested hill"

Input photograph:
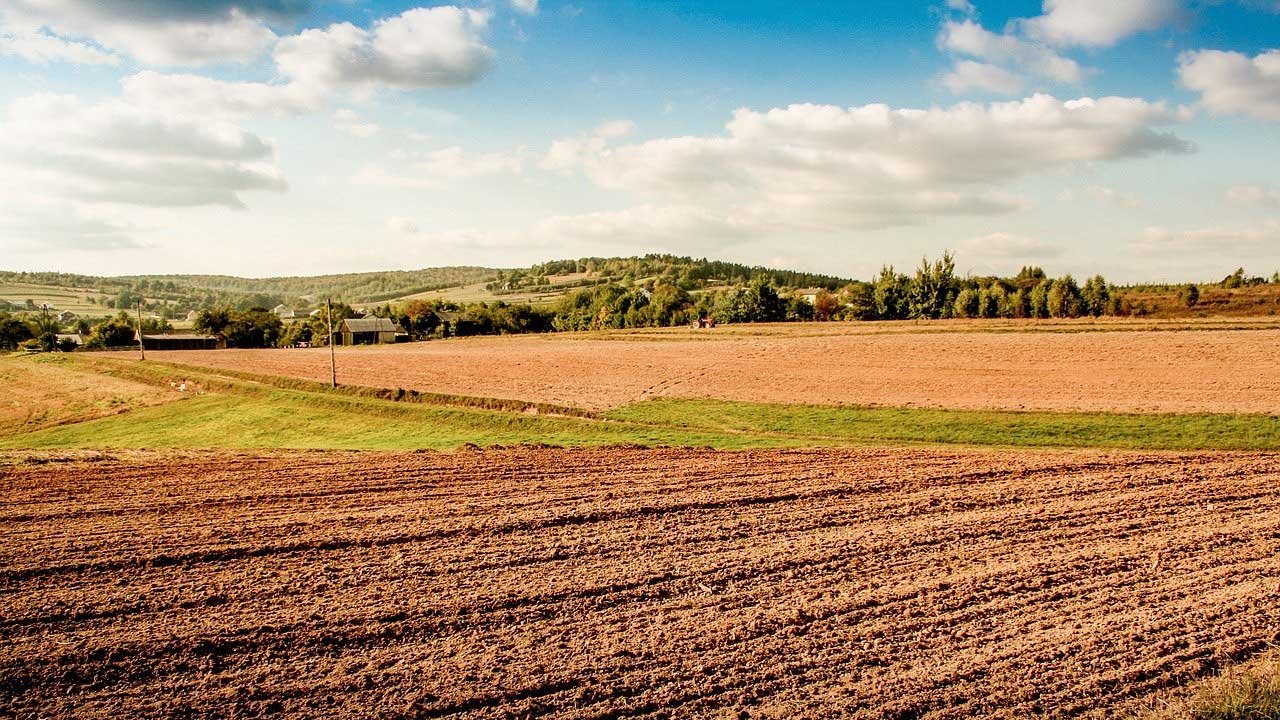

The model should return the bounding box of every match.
[0,255,855,314]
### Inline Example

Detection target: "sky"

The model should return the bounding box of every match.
[1,0,1278,282]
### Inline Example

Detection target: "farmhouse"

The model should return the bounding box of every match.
[338,317,403,345]
[796,288,824,304]
[56,310,77,323]
[55,333,82,348]
[138,334,226,351]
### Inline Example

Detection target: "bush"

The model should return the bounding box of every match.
[1181,284,1201,308]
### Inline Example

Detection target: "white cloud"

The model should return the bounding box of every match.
[386,216,420,234]
[355,146,525,189]
[541,119,636,173]
[1,2,280,66]
[546,95,1188,237]
[114,7,497,121]
[510,0,538,15]
[1225,184,1280,207]
[274,7,494,92]
[942,60,1026,94]
[0,198,144,251]
[1178,49,1280,121]
[946,0,977,15]
[0,29,118,65]
[333,108,380,138]
[1064,184,1142,208]
[1018,0,1181,48]
[531,204,771,250]
[0,93,286,209]
[959,232,1063,260]
[1135,221,1280,256]
[939,19,1085,87]
[122,71,322,117]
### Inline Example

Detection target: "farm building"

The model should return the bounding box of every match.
[138,334,226,351]
[337,317,404,345]
[55,333,82,348]
[273,304,301,319]
[56,310,77,323]
[796,288,824,304]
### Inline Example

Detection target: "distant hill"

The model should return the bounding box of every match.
[0,255,855,315]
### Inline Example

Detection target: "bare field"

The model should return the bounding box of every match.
[0,356,180,436]
[136,319,1280,413]
[3,447,1279,718]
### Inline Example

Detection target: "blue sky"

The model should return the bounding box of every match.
[1,0,1278,281]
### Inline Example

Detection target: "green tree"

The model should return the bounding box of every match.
[1046,275,1083,318]
[0,313,35,350]
[953,287,979,318]
[872,266,910,320]
[1080,275,1110,317]
[1180,283,1200,307]
[907,252,958,320]
[1029,279,1052,318]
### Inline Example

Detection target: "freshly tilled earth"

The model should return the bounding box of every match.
[137,323,1280,413]
[2,447,1279,719]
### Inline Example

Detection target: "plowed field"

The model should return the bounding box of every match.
[137,323,1280,413]
[3,447,1279,719]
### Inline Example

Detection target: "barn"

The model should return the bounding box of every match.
[138,334,226,351]
[338,317,403,345]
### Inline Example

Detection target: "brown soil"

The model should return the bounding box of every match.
[133,320,1280,413]
[3,447,1279,718]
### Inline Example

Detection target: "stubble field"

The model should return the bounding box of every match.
[139,320,1280,413]
[4,446,1279,719]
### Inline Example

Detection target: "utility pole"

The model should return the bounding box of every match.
[135,301,146,361]
[326,297,337,388]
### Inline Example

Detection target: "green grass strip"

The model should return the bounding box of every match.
[605,399,1280,451]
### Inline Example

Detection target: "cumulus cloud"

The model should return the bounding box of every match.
[541,119,635,173]
[0,93,286,209]
[333,108,380,138]
[510,0,539,15]
[547,95,1190,236]
[386,216,420,234]
[940,20,1085,85]
[959,232,1063,260]
[0,199,144,251]
[122,71,322,117]
[1,1,283,66]
[274,7,494,91]
[1135,221,1280,256]
[119,7,498,119]
[1178,49,1280,121]
[0,29,118,65]
[1225,184,1280,207]
[355,146,525,189]
[1018,0,1181,47]
[942,60,1026,94]
[1063,184,1142,208]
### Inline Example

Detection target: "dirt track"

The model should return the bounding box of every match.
[3,447,1279,718]
[137,322,1280,413]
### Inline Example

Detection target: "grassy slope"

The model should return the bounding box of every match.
[0,282,109,315]
[5,354,1280,452]
[0,355,178,436]
[608,399,1280,451]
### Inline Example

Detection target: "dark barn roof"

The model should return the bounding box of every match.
[341,317,402,333]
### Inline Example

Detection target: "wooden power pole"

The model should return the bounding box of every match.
[135,301,146,361]
[326,297,337,388]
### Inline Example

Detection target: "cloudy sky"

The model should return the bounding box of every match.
[1,0,1278,281]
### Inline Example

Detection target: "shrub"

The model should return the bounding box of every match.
[1181,284,1201,308]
